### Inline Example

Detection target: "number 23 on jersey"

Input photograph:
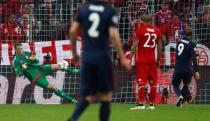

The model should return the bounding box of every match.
[143,33,157,48]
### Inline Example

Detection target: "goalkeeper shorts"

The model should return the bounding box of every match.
[35,65,52,89]
[36,77,49,89]
[40,64,53,76]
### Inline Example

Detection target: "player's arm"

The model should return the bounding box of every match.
[131,28,140,57]
[24,51,39,64]
[161,34,166,47]
[131,39,138,57]
[155,29,163,67]
[13,61,23,76]
[28,52,39,63]
[154,13,158,27]
[109,27,124,59]
[157,35,163,66]
[69,7,82,64]
[109,27,131,71]
[191,45,200,80]
[107,7,131,70]
[69,21,80,64]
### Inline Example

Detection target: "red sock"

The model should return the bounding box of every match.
[138,84,145,103]
[150,85,157,104]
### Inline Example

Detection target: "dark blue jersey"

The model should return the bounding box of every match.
[175,37,198,72]
[76,1,118,61]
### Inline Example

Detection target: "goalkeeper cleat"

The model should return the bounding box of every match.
[176,96,183,108]
[147,104,155,110]
[72,98,78,103]
[130,103,145,110]
[66,68,80,75]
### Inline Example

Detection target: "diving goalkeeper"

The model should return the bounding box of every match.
[13,42,78,103]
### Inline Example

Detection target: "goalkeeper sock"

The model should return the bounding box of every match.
[70,99,89,121]
[100,101,110,121]
[54,89,74,101]
[66,68,79,75]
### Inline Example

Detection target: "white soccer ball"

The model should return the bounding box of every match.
[58,60,69,70]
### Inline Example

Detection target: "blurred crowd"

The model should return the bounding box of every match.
[0,0,75,43]
[115,0,210,50]
[0,0,209,48]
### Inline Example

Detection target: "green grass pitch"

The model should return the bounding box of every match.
[0,104,209,121]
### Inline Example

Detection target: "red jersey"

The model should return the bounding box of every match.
[154,10,173,42]
[172,16,180,42]
[135,25,162,63]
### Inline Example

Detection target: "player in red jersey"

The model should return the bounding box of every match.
[130,14,163,110]
[154,1,173,44]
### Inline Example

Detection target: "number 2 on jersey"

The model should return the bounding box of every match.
[144,33,157,48]
[178,43,184,56]
[88,13,100,38]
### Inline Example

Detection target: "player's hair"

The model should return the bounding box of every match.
[141,14,152,24]
[14,42,22,48]
[160,0,169,4]
[184,26,192,37]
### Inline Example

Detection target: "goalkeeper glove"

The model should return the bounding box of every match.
[21,62,27,70]
[29,52,36,61]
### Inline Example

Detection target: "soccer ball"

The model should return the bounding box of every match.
[58,60,69,70]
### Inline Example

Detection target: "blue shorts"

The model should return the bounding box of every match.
[80,57,114,96]
[172,70,192,86]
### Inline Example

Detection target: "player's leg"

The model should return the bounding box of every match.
[130,62,148,110]
[39,64,78,102]
[96,59,114,121]
[172,71,183,107]
[172,71,182,97]
[35,77,77,103]
[41,61,79,75]
[181,85,191,103]
[98,92,113,121]
[181,71,192,103]
[70,90,112,121]
[48,84,77,103]
[147,63,158,110]
[68,61,93,121]
[52,60,79,74]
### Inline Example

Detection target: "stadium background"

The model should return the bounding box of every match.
[0,0,210,104]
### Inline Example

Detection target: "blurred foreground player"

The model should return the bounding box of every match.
[68,0,131,121]
[13,42,78,103]
[130,14,163,110]
[172,26,200,107]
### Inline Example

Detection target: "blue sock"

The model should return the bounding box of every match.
[69,99,89,121]
[100,102,110,121]
[181,85,190,99]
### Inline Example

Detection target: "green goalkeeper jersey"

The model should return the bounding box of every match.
[13,51,40,82]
